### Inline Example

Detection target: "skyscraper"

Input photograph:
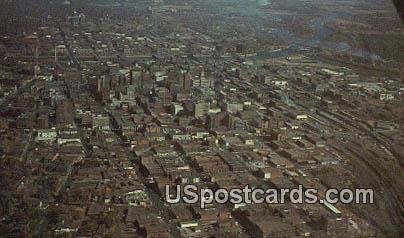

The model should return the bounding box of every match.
[56,99,74,127]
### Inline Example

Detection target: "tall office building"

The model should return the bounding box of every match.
[56,99,74,127]
[182,72,192,93]
[199,69,212,88]
[194,102,210,118]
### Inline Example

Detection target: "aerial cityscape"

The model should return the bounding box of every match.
[0,0,403,237]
